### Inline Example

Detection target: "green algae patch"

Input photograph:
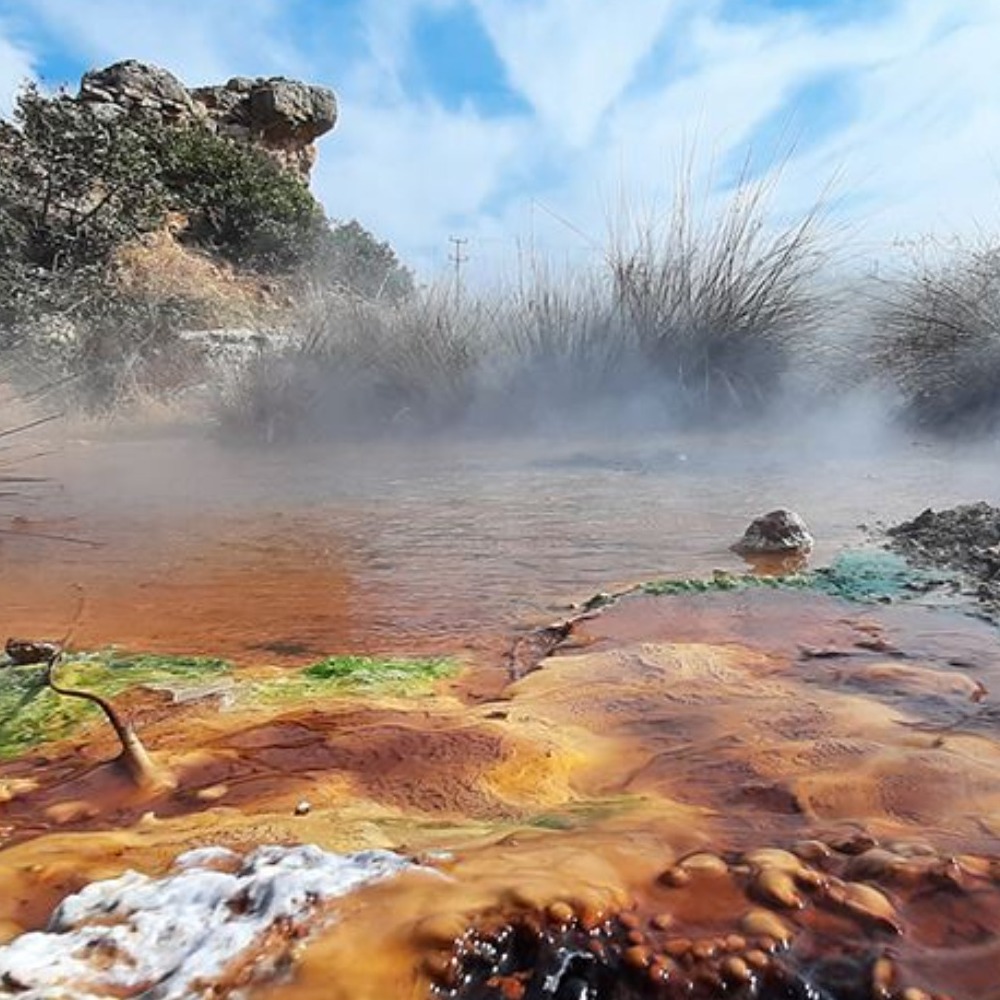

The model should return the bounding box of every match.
[0,666,79,759]
[0,651,231,759]
[66,652,231,694]
[811,550,926,603]
[640,551,935,606]
[304,655,455,688]
[525,796,654,832]
[642,570,810,597]
[247,655,458,705]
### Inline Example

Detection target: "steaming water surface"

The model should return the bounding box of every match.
[4,428,999,657]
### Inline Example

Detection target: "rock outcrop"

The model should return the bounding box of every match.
[77,59,336,180]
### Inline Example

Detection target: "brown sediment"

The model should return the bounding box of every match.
[0,515,371,664]
[2,583,1000,997]
[0,695,584,846]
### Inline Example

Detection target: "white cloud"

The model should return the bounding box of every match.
[312,95,528,278]
[0,20,35,115]
[460,0,1000,275]
[355,0,461,101]
[472,0,681,147]
[747,0,1000,244]
[23,0,300,86]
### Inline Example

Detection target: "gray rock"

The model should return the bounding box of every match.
[189,84,248,120]
[733,509,814,555]
[76,60,337,181]
[79,60,194,120]
[247,78,337,142]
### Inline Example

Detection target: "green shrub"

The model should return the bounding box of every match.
[157,124,328,272]
[320,219,415,302]
[0,84,402,410]
[0,84,166,326]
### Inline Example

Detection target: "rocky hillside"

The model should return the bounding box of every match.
[0,60,412,412]
[77,60,337,180]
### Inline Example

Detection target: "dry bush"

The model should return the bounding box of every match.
[214,346,308,443]
[490,270,627,376]
[871,241,1000,433]
[302,285,487,428]
[463,269,643,431]
[217,284,488,439]
[114,224,290,327]
[222,275,631,439]
[214,171,837,440]
[608,169,830,417]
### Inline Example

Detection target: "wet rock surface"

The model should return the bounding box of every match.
[433,835,1000,1000]
[3,581,1000,998]
[886,502,1000,619]
[732,509,814,555]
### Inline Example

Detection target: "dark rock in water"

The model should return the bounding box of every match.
[4,637,61,666]
[888,502,1000,572]
[732,509,814,555]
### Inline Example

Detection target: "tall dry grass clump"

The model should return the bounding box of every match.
[470,270,636,428]
[217,169,841,440]
[608,170,830,417]
[301,285,487,429]
[218,284,489,439]
[871,240,1000,433]
[493,270,628,376]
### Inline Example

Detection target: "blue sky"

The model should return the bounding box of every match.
[1,0,999,282]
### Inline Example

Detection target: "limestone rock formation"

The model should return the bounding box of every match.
[79,60,195,121]
[77,59,337,180]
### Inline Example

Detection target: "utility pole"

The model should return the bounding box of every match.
[449,236,468,308]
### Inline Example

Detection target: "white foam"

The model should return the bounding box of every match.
[0,845,413,999]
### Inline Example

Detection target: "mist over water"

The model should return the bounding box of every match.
[5,398,999,656]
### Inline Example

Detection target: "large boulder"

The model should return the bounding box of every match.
[248,78,337,142]
[194,76,337,177]
[77,61,337,181]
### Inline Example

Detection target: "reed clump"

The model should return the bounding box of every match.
[221,173,835,438]
[608,173,830,418]
[871,240,1000,433]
